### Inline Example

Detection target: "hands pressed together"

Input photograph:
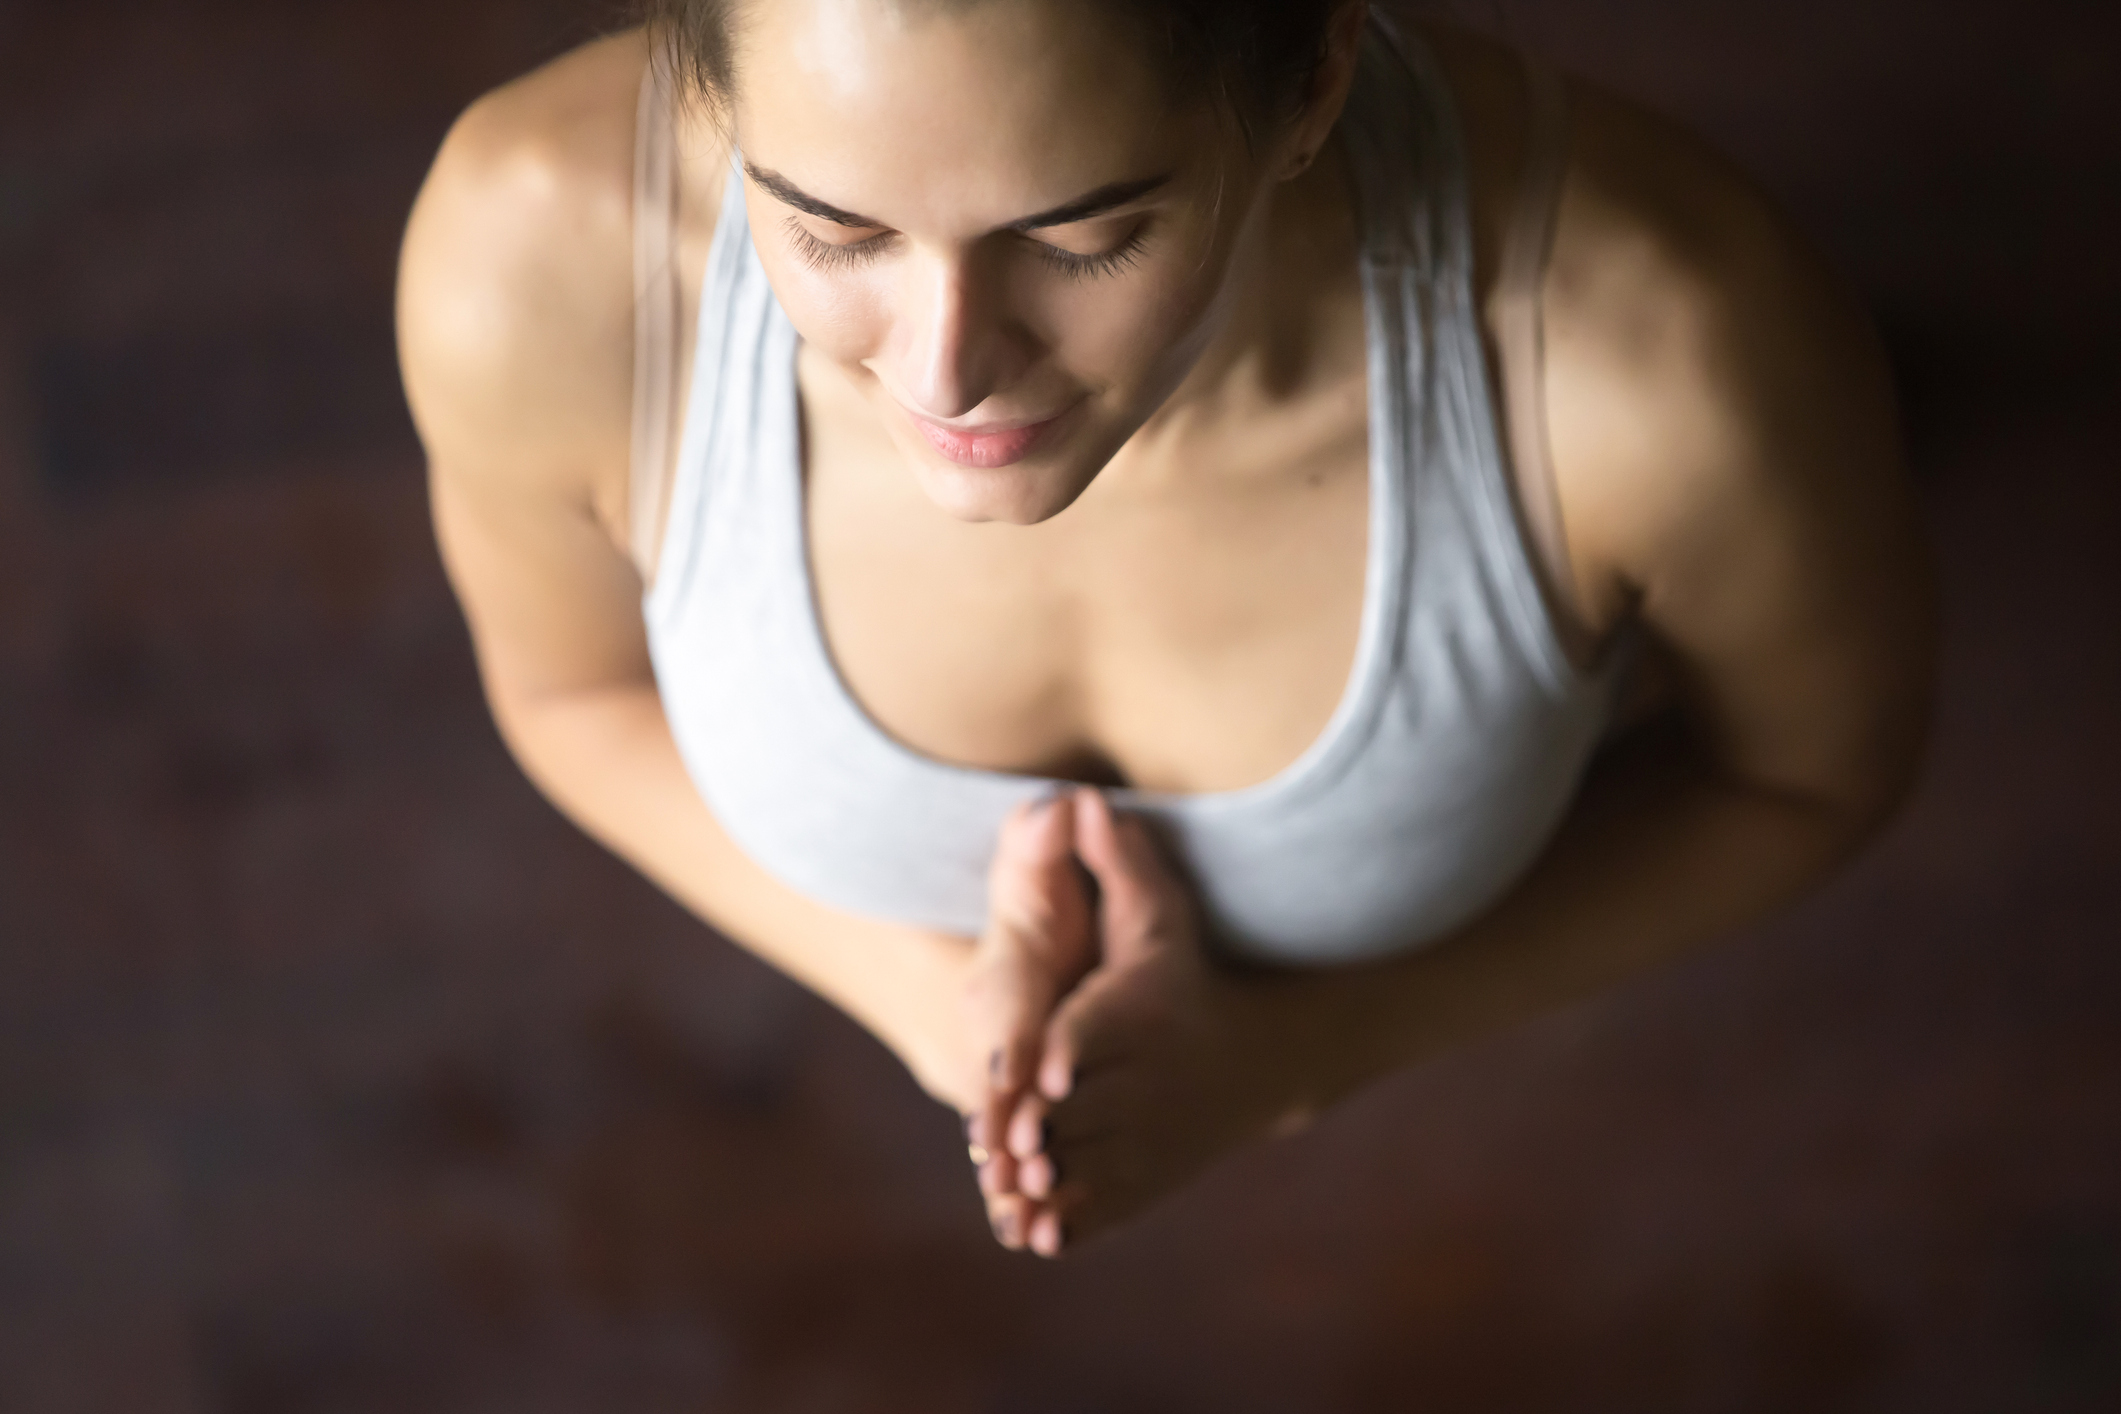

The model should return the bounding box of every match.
[956,789,1315,1258]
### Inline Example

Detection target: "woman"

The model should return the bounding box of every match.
[395,0,1932,1259]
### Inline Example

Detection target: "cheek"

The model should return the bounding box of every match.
[1030,258,1229,393]
[749,233,889,359]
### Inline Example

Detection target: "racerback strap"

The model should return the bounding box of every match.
[1493,52,1586,662]
[629,47,680,585]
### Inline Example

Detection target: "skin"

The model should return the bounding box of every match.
[396,0,1934,1258]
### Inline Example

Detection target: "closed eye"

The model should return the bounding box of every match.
[785,218,895,272]
[1033,226,1150,282]
[783,217,1151,282]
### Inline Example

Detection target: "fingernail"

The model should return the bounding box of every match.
[1000,1208,1022,1247]
[988,1049,1003,1082]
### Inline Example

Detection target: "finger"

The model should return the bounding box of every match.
[1071,789,1181,952]
[1041,1067,1137,1149]
[969,795,1092,1120]
[1011,1039,1137,1152]
[977,1030,1034,1168]
[968,1100,1027,1199]
[978,1145,1022,1199]
[1006,1089,1050,1161]
[1015,1065,1138,1212]
[1011,1059,1148,1208]
[984,793,1081,950]
[1009,1083,1129,1199]
[992,792,1065,878]
[984,1191,1033,1251]
[1029,1206,1064,1258]
[1018,1149,1058,1200]
[999,1026,1040,1103]
[1019,1138,1144,1252]
[1012,1174,1103,1259]
[1020,1070,1137,1201]
[973,975,1071,1182]
[1039,1003,1080,1102]
[964,929,1062,1149]
[975,1033,1043,1176]
[1035,975,1137,1102]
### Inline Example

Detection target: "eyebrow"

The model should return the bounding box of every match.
[742,161,1172,233]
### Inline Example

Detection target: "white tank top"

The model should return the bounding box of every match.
[637,20,1629,965]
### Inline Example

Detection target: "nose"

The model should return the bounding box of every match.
[891,246,1031,421]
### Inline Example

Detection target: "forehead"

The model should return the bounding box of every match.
[730,0,1198,231]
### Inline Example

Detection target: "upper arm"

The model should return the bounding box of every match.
[396,37,650,707]
[1543,88,1935,824]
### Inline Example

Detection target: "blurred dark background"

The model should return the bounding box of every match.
[1,0,2117,1409]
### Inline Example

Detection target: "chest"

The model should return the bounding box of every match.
[800,364,1373,795]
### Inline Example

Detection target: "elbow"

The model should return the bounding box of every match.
[1834,759,1920,854]
[1812,608,1942,858]
[1851,648,1941,842]
[1818,698,1936,861]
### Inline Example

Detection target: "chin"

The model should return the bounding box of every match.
[911,457,1089,525]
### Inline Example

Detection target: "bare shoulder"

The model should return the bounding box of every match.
[1552,64,1931,811]
[1419,17,1931,813]
[396,28,655,513]
[1420,18,1906,624]
[1545,67,1905,605]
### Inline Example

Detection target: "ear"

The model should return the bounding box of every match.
[1277,0,1370,181]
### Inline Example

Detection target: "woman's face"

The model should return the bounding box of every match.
[730,0,1291,523]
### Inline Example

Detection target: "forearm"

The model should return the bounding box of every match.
[487,678,979,1100]
[1261,721,1904,1121]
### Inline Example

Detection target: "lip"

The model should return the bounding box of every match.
[906,404,1076,468]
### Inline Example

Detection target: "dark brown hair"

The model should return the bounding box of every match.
[637,0,1348,146]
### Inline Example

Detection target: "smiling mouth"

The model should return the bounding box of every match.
[907,405,1077,468]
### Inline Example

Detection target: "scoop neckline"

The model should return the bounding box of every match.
[781,371,1395,817]
[775,177,1401,818]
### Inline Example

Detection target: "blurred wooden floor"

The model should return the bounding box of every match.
[1,2,2117,1410]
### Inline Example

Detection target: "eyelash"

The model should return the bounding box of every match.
[785,220,890,273]
[1041,229,1149,282]
[783,219,1149,283]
